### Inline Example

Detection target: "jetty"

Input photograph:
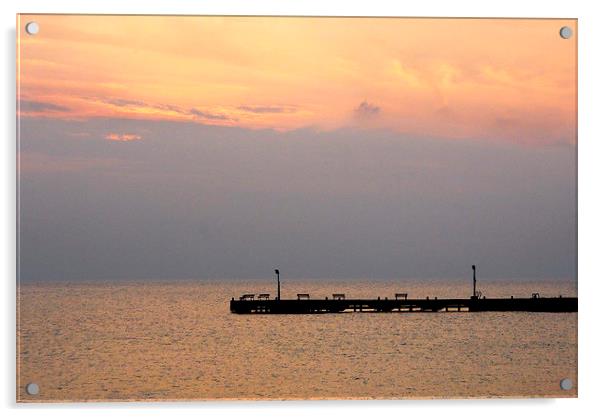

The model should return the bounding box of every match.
[229,266,577,314]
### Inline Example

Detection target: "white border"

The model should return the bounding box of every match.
[3,1,601,416]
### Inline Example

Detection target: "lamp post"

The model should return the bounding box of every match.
[275,269,280,300]
[472,265,476,298]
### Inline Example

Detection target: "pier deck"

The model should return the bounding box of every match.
[229,296,577,314]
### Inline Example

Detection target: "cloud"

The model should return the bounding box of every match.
[105,133,142,142]
[238,105,295,114]
[72,96,240,125]
[354,100,381,117]
[99,98,186,114]
[434,106,455,118]
[18,117,576,282]
[95,97,236,122]
[189,108,232,121]
[103,98,148,108]
[98,97,236,121]
[20,100,70,113]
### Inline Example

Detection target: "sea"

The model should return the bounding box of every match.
[17,279,577,401]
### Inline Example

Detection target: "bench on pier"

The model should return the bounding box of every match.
[258,294,270,300]
[395,293,408,300]
[332,294,345,300]
[297,293,310,300]
[240,294,255,300]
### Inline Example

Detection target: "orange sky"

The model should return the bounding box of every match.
[17,15,576,145]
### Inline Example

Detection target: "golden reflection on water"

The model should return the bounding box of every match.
[17,280,577,401]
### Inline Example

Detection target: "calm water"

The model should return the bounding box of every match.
[17,280,577,401]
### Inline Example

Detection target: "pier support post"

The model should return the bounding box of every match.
[275,269,280,300]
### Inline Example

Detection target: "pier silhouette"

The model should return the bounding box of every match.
[230,267,577,314]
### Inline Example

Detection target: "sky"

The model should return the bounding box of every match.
[17,16,577,282]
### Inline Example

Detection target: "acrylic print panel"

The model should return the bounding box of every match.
[16,15,577,402]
